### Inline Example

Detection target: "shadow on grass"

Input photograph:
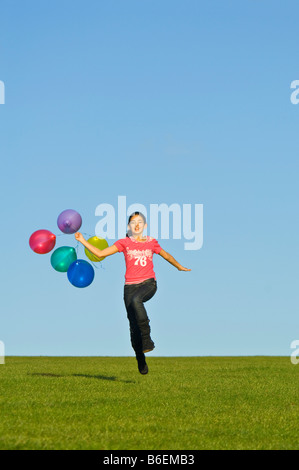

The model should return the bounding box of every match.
[73,373,135,384]
[29,372,135,384]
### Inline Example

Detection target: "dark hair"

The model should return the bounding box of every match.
[126,212,147,237]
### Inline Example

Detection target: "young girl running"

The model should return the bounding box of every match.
[74,212,191,375]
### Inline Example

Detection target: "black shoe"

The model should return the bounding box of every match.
[142,338,155,354]
[138,320,155,353]
[138,362,149,374]
[136,355,148,375]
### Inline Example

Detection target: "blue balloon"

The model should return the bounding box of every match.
[67,259,95,288]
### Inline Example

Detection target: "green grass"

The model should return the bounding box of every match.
[1,356,299,450]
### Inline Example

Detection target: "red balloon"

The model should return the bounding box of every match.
[29,229,56,254]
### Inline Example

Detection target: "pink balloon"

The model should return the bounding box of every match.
[29,230,56,254]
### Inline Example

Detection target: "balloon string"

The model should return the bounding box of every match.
[90,260,105,270]
[81,232,94,238]
[54,232,93,238]
[74,241,80,256]
[79,232,107,270]
[54,231,107,271]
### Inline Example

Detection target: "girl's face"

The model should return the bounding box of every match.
[128,215,147,236]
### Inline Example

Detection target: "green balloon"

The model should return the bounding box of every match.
[51,246,77,272]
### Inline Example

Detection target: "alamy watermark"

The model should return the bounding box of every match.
[290,80,299,104]
[0,341,4,364]
[290,340,299,364]
[95,196,203,250]
[0,81,5,104]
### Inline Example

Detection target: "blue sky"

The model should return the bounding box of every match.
[0,0,298,357]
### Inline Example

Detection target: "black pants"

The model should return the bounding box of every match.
[123,278,157,357]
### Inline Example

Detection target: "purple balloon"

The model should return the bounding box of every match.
[57,209,82,234]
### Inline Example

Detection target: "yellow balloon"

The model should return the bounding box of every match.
[84,236,109,262]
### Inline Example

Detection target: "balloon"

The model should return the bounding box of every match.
[67,259,95,288]
[57,209,82,234]
[51,246,77,272]
[29,230,56,254]
[84,236,109,262]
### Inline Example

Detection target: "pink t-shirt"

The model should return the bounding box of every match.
[114,236,162,284]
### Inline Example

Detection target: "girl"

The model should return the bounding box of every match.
[74,212,191,375]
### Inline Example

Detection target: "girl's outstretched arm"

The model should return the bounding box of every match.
[74,232,119,258]
[158,249,191,271]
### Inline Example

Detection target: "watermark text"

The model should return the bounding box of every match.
[95,196,203,250]
[0,341,4,364]
[0,81,5,104]
[290,340,299,364]
[290,80,299,104]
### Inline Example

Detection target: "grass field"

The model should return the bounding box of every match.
[0,356,299,450]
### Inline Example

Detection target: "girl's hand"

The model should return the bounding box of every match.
[178,266,191,271]
[75,232,85,243]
